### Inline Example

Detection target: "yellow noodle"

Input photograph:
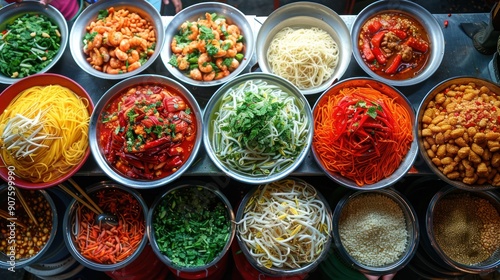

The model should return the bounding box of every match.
[0,85,90,183]
[267,27,339,90]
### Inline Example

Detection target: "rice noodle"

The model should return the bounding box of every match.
[267,27,339,90]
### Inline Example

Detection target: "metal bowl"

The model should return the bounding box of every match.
[203,72,312,185]
[426,185,500,273]
[0,1,68,84]
[69,0,164,80]
[311,77,418,190]
[351,0,444,86]
[235,178,332,276]
[63,182,149,271]
[161,2,255,87]
[416,76,500,191]
[256,2,351,95]
[89,74,202,189]
[0,73,93,189]
[332,188,419,276]
[147,182,235,275]
[0,186,58,269]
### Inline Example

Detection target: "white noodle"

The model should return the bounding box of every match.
[267,27,339,90]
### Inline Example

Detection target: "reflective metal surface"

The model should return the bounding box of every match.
[256,2,352,95]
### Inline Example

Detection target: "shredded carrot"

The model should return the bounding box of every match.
[73,189,145,264]
[313,86,413,186]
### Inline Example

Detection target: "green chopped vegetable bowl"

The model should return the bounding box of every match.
[0,1,68,84]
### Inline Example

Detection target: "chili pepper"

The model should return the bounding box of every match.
[444,20,449,28]
[390,29,407,39]
[406,37,429,52]
[367,20,382,33]
[371,31,387,48]
[385,53,402,74]
[372,47,387,64]
[362,37,375,62]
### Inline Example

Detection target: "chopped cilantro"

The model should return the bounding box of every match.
[97,9,109,21]
[198,25,215,40]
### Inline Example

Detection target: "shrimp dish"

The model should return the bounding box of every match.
[168,12,245,81]
[83,7,156,74]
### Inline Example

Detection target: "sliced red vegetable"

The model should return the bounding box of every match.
[362,37,375,62]
[372,47,386,64]
[368,20,382,33]
[390,29,407,39]
[385,53,402,74]
[371,31,387,48]
[406,37,429,53]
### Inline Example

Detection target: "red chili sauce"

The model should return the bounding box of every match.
[99,84,197,180]
[358,12,430,80]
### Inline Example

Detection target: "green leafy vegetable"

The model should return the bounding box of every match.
[97,9,109,21]
[153,187,230,267]
[0,14,62,78]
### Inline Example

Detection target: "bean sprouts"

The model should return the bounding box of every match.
[1,109,59,160]
[237,179,331,270]
[210,79,309,176]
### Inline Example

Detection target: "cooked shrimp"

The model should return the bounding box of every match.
[215,69,230,80]
[177,55,189,71]
[215,58,227,71]
[203,71,216,81]
[89,48,103,66]
[129,37,149,51]
[181,22,199,41]
[109,57,123,69]
[115,48,128,61]
[227,25,241,37]
[127,50,140,64]
[127,61,141,72]
[100,47,110,63]
[228,58,239,71]
[190,68,202,80]
[235,42,244,53]
[171,37,183,54]
[198,53,213,73]
[108,31,123,47]
[226,47,237,58]
[119,39,130,52]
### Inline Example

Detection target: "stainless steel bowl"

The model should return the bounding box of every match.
[161,2,255,87]
[0,1,68,84]
[69,0,164,80]
[63,182,148,271]
[416,76,500,191]
[256,2,351,95]
[351,0,444,86]
[235,178,332,276]
[203,72,312,184]
[89,75,203,189]
[426,185,500,273]
[332,188,419,276]
[312,77,418,190]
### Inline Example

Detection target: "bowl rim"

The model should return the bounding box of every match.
[202,72,313,184]
[88,74,203,189]
[415,76,500,191]
[0,1,69,85]
[311,77,418,190]
[426,185,500,273]
[332,188,420,275]
[69,0,164,80]
[256,1,352,95]
[0,186,58,269]
[147,181,236,272]
[0,73,93,189]
[62,181,149,271]
[234,177,333,276]
[350,0,445,87]
[160,1,255,87]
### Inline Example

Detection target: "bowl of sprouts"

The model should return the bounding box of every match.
[235,178,333,276]
[0,1,68,84]
[203,72,313,184]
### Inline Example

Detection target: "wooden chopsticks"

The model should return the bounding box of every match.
[0,209,27,228]
[16,189,38,226]
[58,178,103,215]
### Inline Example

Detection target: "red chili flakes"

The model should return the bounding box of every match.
[444,20,449,28]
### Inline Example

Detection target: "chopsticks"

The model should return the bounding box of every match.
[16,189,38,226]
[58,178,103,215]
[0,209,27,228]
